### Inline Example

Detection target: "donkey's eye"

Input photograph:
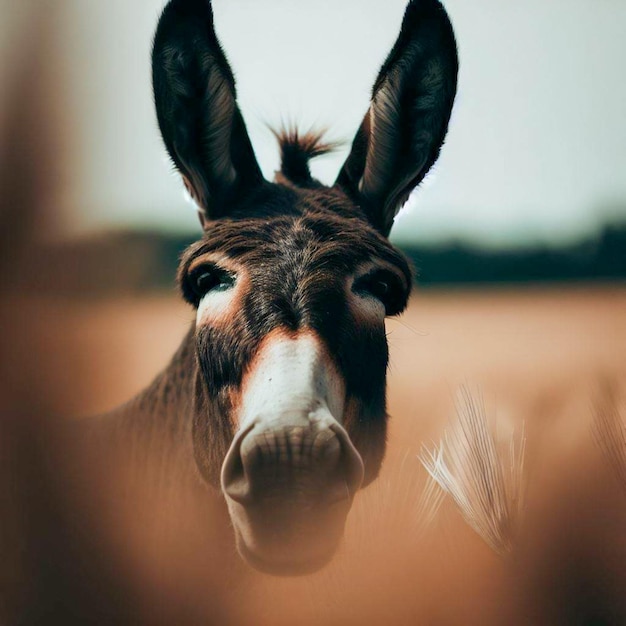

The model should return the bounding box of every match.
[188,265,235,300]
[368,279,391,300]
[353,270,408,316]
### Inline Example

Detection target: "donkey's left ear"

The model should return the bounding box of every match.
[152,0,265,225]
[335,0,458,236]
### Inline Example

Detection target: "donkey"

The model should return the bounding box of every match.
[101,0,457,575]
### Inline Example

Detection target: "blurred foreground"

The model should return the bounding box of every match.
[3,285,625,624]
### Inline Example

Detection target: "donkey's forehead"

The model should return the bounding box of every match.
[181,209,410,277]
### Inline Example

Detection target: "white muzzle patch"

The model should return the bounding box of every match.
[237,332,346,433]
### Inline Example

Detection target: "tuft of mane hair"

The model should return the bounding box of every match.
[273,127,341,188]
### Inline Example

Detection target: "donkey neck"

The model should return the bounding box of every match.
[131,325,198,428]
[96,325,203,477]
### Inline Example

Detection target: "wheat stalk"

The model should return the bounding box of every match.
[415,455,446,532]
[592,382,626,494]
[419,387,526,555]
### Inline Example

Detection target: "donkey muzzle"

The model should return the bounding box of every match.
[221,415,364,575]
[219,332,363,574]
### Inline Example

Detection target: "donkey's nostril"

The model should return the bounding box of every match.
[312,428,341,461]
[220,423,255,504]
[328,422,365,496]
[221,421,364,506]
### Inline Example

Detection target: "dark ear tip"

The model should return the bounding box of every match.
[401,0,457,40]
[156,0,214,34]
[154,0,210,54]
[385,0,458,82]
[404,0,451,17]
[160,0,212,15]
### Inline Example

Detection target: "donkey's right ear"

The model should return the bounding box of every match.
[152,0,265,225]
[335,0,458,237]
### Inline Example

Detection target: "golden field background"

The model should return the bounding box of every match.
[9,285,624,624]
[31,286,626,425]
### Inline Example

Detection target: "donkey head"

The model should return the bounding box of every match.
[152,0,457,574]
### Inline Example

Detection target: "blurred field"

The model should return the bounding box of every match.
[6,284,626,624]
[28,284,623,421]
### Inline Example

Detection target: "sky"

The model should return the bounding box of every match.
[14,0,626,246]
